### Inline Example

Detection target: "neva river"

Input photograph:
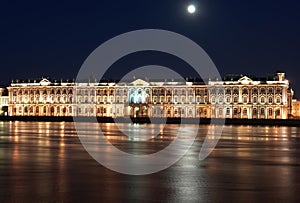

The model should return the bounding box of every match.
[0,121,300,202]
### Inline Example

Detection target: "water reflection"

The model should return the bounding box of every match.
[0,121,300,201]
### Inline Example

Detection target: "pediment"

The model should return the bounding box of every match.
[238,76,253,84]
[40,78,51,86]
[130,79,149,86]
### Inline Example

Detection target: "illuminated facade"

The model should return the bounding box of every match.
[209,73,293,119]
[7,72,293,119]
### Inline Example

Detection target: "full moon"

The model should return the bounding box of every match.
[187,4,196,14]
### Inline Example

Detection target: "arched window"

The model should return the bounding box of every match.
[218,108,223,116]
[268,97,273,104]
[210,88,216,94]
[233,108,238,115]
[219,96,223,103]
[253,108,257,115]
[268,88,273,94]
[253,96,257,103]
[226,88,231,95]
[252,88,258,94]
[211,96,215,103]
[233,96,238,103]
[242,88,248,95]
[276,97,281,104]
[276,88,282,94]
[226,96,231,103]
[233,88,239,95]
[226,108,230,116]
[174,109,178,115]
[268,108,273,116]
[260,88,266,94]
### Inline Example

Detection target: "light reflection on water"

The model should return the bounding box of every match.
[0,121,300,202]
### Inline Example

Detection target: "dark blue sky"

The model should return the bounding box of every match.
[1,0,300,96]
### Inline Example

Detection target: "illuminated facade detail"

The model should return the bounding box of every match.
[7,72,294,119]
[209,73,293,119]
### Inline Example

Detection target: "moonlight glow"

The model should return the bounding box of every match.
[187,4,196,14]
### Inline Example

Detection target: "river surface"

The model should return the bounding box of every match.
[0,121,300,202]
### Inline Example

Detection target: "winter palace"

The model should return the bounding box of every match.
[5,72,294,119]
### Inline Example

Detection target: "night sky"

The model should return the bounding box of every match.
[1,0,300,97]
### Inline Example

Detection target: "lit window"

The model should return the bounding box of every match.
[226,96,231,103]
[218,108,223,116]
[268,88,273,94]
[276,97,281,104]
[211,96,215,103]
[226,108,230,115]
[276,88,282,94]
[268,97,273,104]
[252,88,258,94]
[233,96,238,103]
[219,96,223,103]
[253,96,257,103]
[260,88,266,94]
[242,88,248,95]
[181,96,185,103]
[226,89,231,95]
[253,108,257,115]
[268,108,273,116]
[233,108,238,115]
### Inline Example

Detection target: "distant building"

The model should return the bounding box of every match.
[292,99,300,119]
[0,87,8,116]
[7,72,293,119]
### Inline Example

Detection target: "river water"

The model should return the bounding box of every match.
[0,121,300,202]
